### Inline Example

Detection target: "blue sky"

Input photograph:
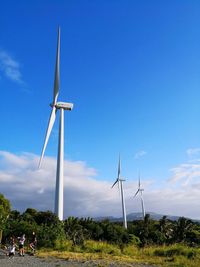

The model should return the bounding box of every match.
[1,0,200,218]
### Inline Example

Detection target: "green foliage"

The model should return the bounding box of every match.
[9,210,21,221]
[4,208,200,249]
[0,194,11,243]
[154,244,197,258]
[0,194,11,230]
[2,193,200,259]
[37,217,65,248]
[54,239,73,251]
[4,219,38,238]
[101,221,129,245]
[35,211,60,226]
[129,234,141,246]
[3,207,65,248]
[173,217,194,243]
[64,217,86,245]
[186,229,200,245]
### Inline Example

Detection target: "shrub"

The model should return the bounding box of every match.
[123,244,140,257]
[37,223,65,248]
[154,245,197,259]
[54,239,73,251]
[129,234,141,246]
[83,240,121,255]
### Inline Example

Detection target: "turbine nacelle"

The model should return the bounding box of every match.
[51,102,74,111]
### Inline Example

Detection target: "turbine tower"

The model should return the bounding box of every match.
[39,27,73,221]
[133,173,145,219]
[112,155,127,229]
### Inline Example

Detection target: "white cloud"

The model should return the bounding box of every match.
[0,151,128,218]
[134,150,147,159]
[0,50,24,83]
[169,162,200,185]
[1,151,200,220]
[187,148,200,157]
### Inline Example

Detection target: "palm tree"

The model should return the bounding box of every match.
[158,216,173,244]
[64,217,85,245]
[174,217,193,242]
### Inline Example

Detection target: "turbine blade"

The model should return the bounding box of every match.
[118,154,121,179]
[133,189,140,198]
[138,172,141,189]
[111,179,118,188]
[53,27,60,105]
[39,106,57,168]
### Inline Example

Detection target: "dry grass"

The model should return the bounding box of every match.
[37,241,200,267]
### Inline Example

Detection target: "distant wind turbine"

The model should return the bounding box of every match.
[39,27,74,221]
[133,173,145,219]
[112,155,127,229]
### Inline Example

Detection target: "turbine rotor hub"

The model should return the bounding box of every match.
[50,102,74,111]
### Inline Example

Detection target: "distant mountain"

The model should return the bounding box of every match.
[94,216,116,222]
[94,212,199,222]
[126,212,181,221]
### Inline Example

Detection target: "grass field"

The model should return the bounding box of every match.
[37,240,200,266]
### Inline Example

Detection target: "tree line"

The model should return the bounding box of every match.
[1,193,200,249]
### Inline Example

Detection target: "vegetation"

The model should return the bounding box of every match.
[38,243,200,267]
[0,194,11,243]
[1,193,200,266]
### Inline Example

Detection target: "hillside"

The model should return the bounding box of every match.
[94,212,199,222]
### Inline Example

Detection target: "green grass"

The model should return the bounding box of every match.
[38,241,200,267]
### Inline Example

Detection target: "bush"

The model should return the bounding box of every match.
[154,245,197,259]
[129,234,141,246]
[37,223,65,248]
[54,239,73,251]
[123,244,140,257]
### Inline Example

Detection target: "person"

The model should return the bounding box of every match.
[29,232,37,255]
[18,234,25,256]
[7,236,16,257]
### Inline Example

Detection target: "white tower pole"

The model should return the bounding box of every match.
[120,180,127,229]
[55,108,64,220]
[140,191,145,219]
[39,28,74,221]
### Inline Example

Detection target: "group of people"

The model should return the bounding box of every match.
[6,232,37,257]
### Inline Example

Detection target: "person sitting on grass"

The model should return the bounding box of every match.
[6,236,16,257]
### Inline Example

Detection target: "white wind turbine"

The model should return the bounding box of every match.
[39,27,74,221]
[112,155,127,229]
[133,173,145,219]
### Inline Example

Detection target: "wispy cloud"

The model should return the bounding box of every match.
[134,150,147,159]
[0,49,24,84]
[187,148,200,157]
[168,148,200,186]
[169,162,200,185]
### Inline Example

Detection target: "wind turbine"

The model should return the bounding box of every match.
[133,173,145,219]
[112,155,127,229]
[39,27,74,221]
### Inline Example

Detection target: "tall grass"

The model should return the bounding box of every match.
[39,241,200,267]
[54,239,121,255]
